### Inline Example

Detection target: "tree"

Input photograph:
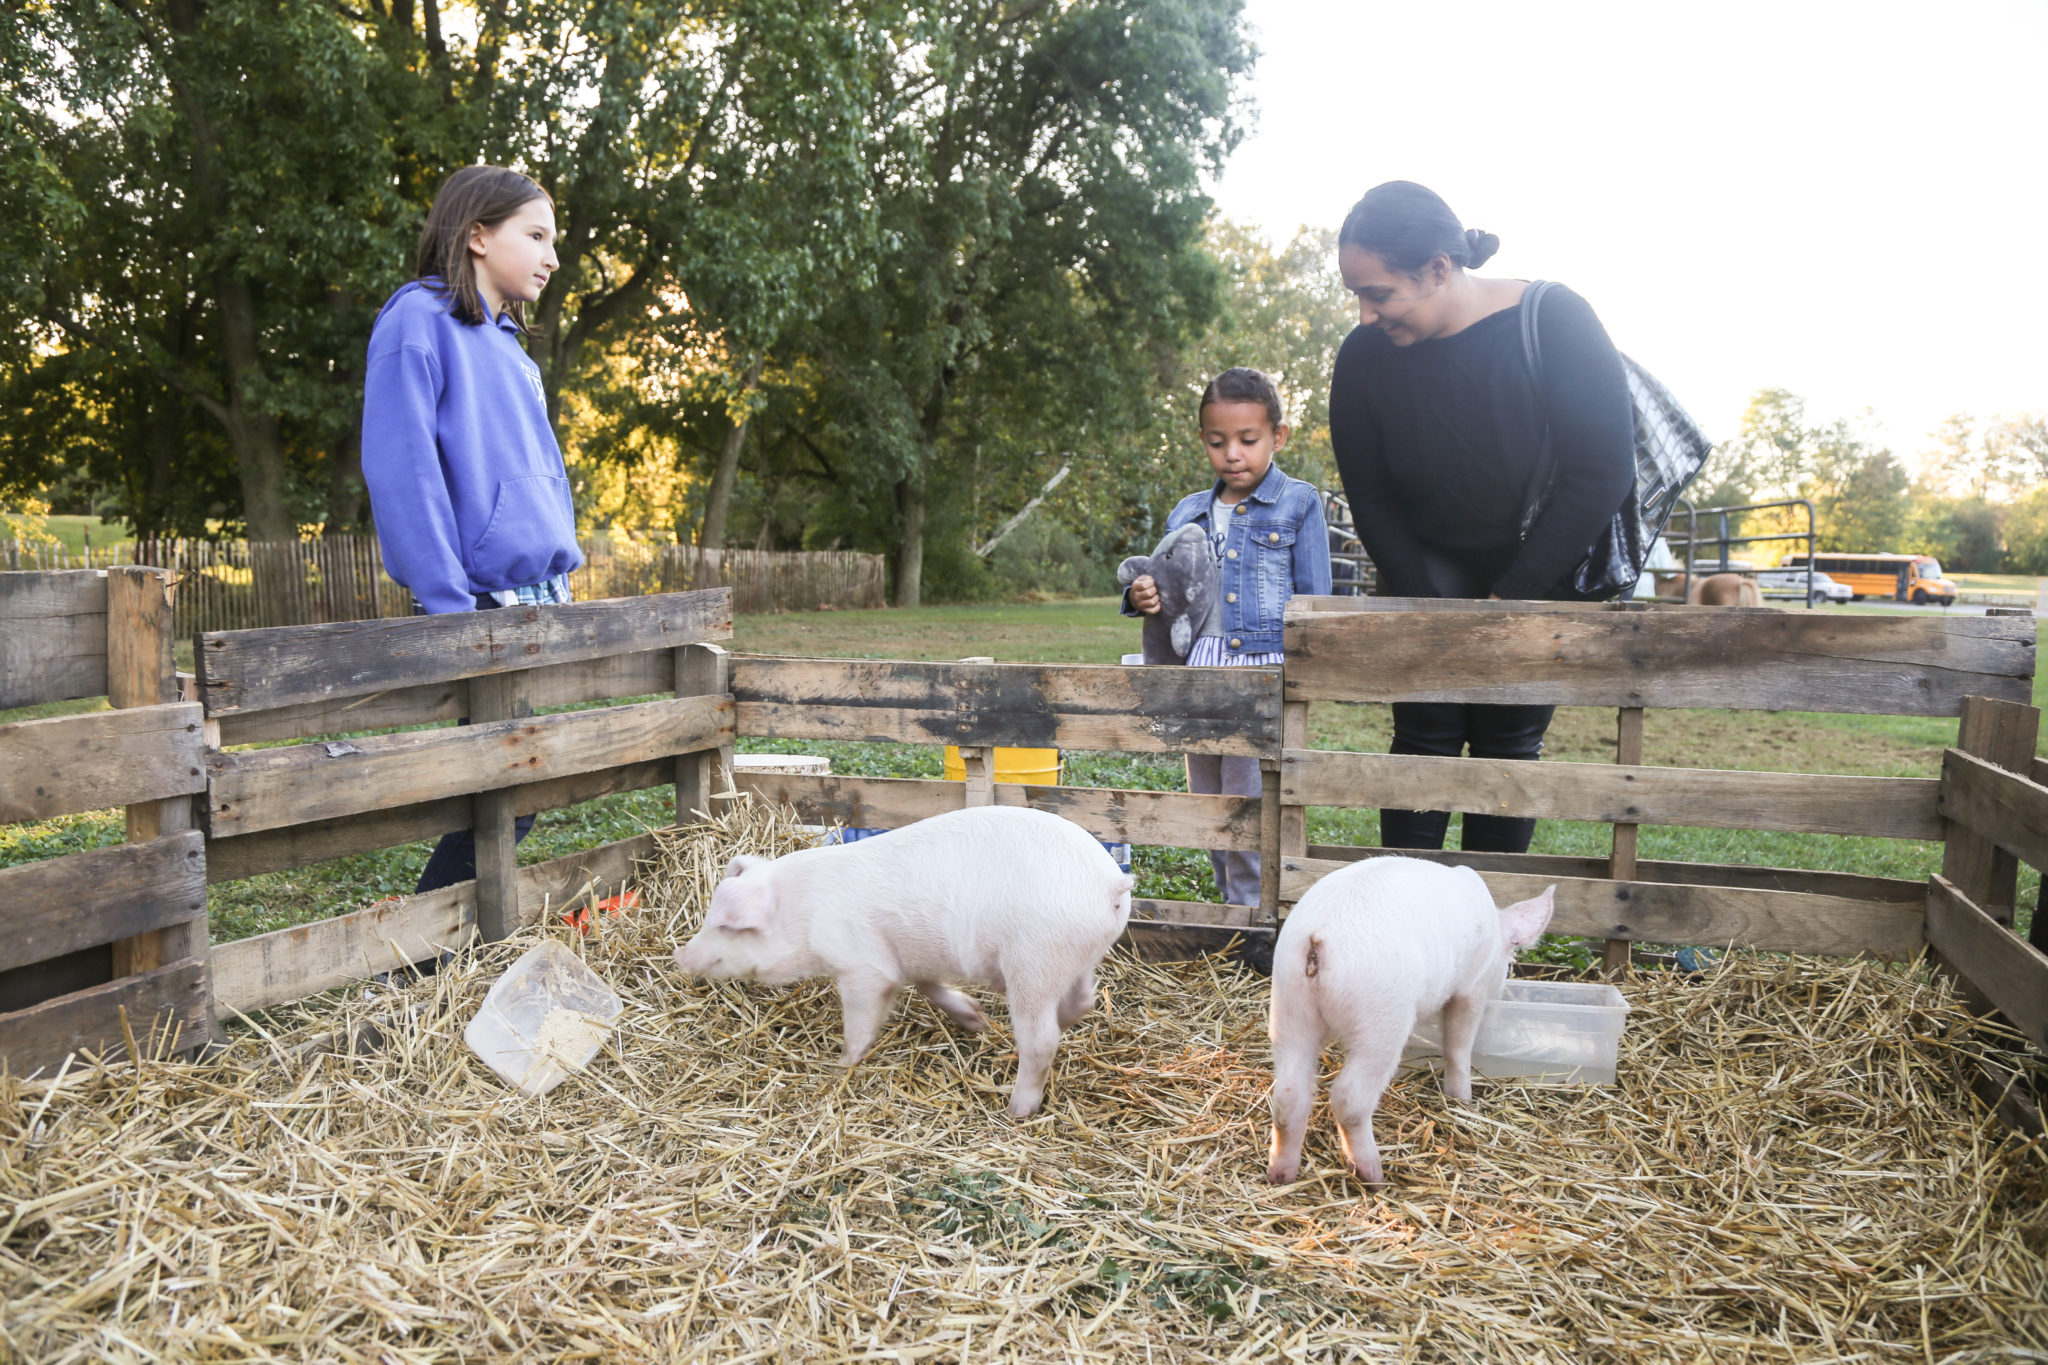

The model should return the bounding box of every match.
[765,0,1252,606]
[4,0,418,541]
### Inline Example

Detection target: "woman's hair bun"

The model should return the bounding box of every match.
[1462,229,1500,269]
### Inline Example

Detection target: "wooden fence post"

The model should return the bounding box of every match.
[675,642,733,823]
[106,567,212,997]
[1603,706,1646,975]
[1276,698,1309,922]
[1942,695,2040,924]
[468,668,534,943]
[957,657,995,806]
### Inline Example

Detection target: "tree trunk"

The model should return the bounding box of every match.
[891,476,925,608]
[696,359,764,569]
[213,273,295,542]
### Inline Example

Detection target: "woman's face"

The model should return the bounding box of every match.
[1200,399,1288,498]
[469,198,560,315]
[1338,244,1450,346]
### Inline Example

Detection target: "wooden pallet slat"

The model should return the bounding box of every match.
[732,656,1280,756]
[0,569,109,708]
[1926,874,2048,1052]
[1280,855,1925,958]
[207,693,731,838]
[197,587,732,715]
[1284,748,1945,841]
[0,957,210,1077]
[0,702,206,823]
[0,833,206,974]
[1283,605,2035,715]
[206,758,674,883]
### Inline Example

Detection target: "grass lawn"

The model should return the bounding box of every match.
[4,596,2039,950]
[35,514,132,554]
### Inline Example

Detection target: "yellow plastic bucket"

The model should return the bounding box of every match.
[943,746,1062,786]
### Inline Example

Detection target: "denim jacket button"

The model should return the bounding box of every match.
[1268,531,1280,543]
[1226,592,1236,603]
[1226,549,1237,559]
[1234,504,1247,514]
[1229,638,1241,648]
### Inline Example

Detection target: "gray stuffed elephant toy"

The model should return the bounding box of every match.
[1117,523,1219,665]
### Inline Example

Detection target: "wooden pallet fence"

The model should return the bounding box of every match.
[195,588,737,953]
[730,656,1281,755]
[0,567,216,1076]
[1276,597,2039,977]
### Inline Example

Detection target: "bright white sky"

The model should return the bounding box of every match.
[1207,0,2047,453]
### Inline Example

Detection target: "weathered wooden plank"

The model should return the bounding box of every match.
[1926,875,2048,1052]
[211,648,676,746]
[517,831,661,929]
[0,833,205,975]
[1281,855,1924,957]
[210,888,473,1018]
[731,656,1280,756]
[206,694,732,837]
[1304,843,1928,904]
[1289,595,1631,614]
[1604,707,1647,975]
[1941,697,2041,918]
[1940,747,2048,877]
[0,703,206,823]
[211,830,666,1015]
[0,957,210,1076]
[107,565,204,979]
[1282,606,2035,715]
[197,588,732,715]
[675,643,733,824]
[1131,899,1255,927]
[731,771,1263,849]
[1,570,110,709]
[1121,919,1274,963]
[206,759,673,883]
[1282,749,1945,841]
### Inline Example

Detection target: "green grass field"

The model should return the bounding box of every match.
[34,515,131,554]
[3,596,2039,951]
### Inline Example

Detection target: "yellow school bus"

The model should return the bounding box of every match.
[1778,552,1957,605]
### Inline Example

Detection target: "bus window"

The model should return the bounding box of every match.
[1918,557,1943,580]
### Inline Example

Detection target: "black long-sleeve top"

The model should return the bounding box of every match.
[1327,283,1635,601]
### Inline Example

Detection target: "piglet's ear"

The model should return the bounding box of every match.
[1116,556,1149,586]
[1498,885,1556,950]
[723,854,770,881]
[708,883,774,933]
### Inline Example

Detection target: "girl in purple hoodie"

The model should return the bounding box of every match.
[362,164,583,893]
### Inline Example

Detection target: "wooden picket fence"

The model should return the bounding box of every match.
[2,536,886,635]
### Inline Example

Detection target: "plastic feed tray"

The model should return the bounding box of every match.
[465,940,624,1097]
[1403,980,1631,1086]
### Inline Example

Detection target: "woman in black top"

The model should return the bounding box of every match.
[1328,181,1634,853]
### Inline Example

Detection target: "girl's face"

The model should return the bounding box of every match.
[1201,399,1288,499]
[1338,243,1452,346]
[469,197,560,317]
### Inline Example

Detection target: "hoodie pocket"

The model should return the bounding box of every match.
[468,475,575,586]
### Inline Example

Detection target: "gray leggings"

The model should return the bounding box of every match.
[1186,753,1263,906]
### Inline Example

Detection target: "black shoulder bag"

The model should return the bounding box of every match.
[1518,280,1714,600]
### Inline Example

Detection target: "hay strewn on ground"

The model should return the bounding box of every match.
[3,800,2044,1363]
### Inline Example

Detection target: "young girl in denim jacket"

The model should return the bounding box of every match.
[361,164,583,894]
[1125,367,1331,905]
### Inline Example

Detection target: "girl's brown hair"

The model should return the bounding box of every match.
[416,165,552,332]
[1199,366,1284,429]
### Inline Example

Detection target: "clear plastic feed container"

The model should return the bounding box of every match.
[1402,980,1631,1086]
[464,940,624,1097]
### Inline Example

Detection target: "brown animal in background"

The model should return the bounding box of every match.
[1687,573,1763,607]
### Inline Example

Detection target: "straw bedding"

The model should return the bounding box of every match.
[3,800,2044,1364]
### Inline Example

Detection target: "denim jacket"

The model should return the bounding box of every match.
[1123,463,1333,655]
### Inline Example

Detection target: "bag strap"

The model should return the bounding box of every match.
[1517,279,1561,539]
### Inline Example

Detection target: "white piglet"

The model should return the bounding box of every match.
[673,805,1134,1117]
[1266,857,1555,1186]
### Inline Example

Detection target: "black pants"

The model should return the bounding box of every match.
[1379,541,1558,855]
[414,593,539,894]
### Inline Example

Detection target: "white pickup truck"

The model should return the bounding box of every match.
[1754,568,1853,604]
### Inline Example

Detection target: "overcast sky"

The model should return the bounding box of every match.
[1206,0,2046,454]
